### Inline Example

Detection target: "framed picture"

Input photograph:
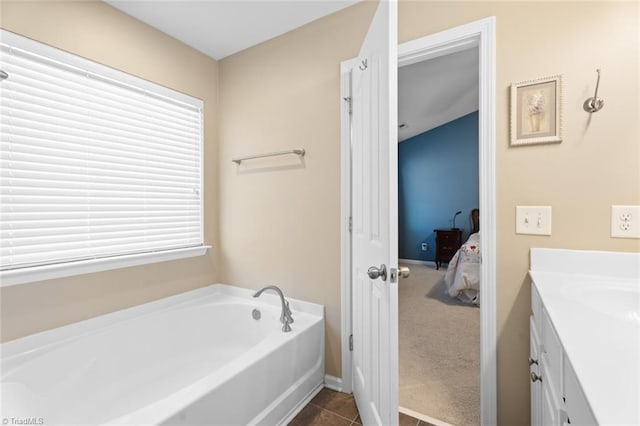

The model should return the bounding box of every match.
[510,75,562,146]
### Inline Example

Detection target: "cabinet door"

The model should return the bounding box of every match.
[541,306,563,400]
[563,358,597,426]
[530,317,542,426]
[542,379,561,426]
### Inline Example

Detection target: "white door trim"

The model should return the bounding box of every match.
[339,57,358,395]
[339,16,497,425]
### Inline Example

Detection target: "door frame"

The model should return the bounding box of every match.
[339,17,497,425]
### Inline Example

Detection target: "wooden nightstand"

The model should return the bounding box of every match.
[434,228,462,270]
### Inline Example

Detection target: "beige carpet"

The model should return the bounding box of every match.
[399,263,480,426]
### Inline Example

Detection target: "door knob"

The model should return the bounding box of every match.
[399,266,410,278]
[367,264,387,281]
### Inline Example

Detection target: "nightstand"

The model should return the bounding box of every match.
[434,228,462,270]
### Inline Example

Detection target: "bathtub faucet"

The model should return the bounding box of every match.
[253,285,294,332]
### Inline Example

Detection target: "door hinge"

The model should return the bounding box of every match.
[343,96,352,114]
[348,216,353,233]
[349,334,353,351]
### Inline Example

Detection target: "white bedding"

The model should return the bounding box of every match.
[444,232,480,305]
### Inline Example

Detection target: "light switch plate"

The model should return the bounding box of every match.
[611,205,640,238]
[516,206,552,235]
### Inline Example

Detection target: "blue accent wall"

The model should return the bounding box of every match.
[398,111,479,262]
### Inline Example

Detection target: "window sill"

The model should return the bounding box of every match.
[0,246,211,287]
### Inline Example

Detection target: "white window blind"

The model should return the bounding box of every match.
[0,31,204,273]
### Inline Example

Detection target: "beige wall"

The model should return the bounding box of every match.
[0,0,219,341]
[219,0,639,424]
[218,1,378,378]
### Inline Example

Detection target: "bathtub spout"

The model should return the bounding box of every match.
[253,285,294,332]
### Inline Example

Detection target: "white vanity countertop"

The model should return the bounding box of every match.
[530,248,640,426]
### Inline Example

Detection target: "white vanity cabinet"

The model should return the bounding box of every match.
[529,248,640,426]
[530,284,597,426]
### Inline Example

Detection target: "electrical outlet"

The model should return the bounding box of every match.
[421,243,428,251]
[516,206,552,236]
[611,205,640,238]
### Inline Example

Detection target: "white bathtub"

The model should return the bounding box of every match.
[0,284,324,425]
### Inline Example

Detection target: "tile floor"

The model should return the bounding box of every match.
[290,388,435,426]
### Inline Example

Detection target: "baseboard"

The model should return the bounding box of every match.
[324,374,344,392]
[399,406,454,426]
[399,258,436,267]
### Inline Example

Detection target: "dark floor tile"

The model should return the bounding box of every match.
[399,411,419,426]
[351,414,362,425]
[417,421,437,426]
[310,388,359,421]
[290,403,353,426]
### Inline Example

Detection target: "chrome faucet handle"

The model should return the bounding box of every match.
[281,301,293,332]
[284,300,294,323]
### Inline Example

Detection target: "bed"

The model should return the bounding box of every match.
[444,209,480,305]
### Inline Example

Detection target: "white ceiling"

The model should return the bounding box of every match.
[104,0,362,60]
[105,0,477,141]
[398,48,479,142]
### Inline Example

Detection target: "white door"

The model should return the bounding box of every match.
[350,1,398,425]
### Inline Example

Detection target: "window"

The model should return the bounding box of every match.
[0,30,207,286]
